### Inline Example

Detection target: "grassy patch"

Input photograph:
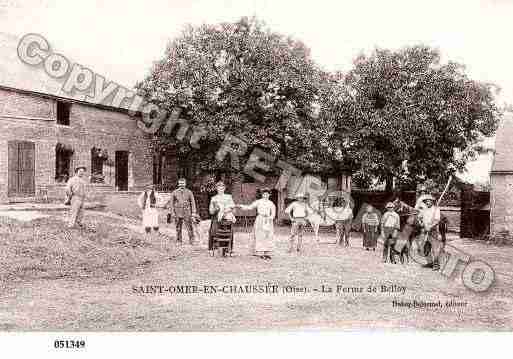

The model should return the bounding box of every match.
[103,194,142,220]
[0,214,173,282]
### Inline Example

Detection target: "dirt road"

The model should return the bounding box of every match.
[1,221,512,331]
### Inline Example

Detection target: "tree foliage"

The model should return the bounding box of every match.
[337,45,501,189]
[137,19,501,188]
[136,17,339,175]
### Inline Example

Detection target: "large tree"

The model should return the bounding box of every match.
[136,17,340,177]
[337,45,501,190]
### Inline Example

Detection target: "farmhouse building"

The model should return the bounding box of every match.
[0,85,154,203]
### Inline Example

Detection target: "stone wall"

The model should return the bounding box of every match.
[491,174,513,234]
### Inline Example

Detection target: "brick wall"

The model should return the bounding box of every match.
[0,140,7,203]
[0,87,153,203]
[0,89,54,119]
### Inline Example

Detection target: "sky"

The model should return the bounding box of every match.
[0,0,512,104]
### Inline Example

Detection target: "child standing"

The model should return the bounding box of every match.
[138,184,160,237]
[362,205,380,251]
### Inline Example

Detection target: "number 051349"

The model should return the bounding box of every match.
[53,340,85,349]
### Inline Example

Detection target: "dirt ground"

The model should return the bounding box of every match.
[0,211,512,331]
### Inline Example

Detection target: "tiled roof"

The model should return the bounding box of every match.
[491,112,513,173]
[0,32,134,112]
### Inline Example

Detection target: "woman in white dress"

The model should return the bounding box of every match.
[239,188,276,260]
[137,184,160,236]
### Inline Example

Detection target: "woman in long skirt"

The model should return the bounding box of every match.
[362,205,380,250]
[137,184,160,237]
[238,188,276,260]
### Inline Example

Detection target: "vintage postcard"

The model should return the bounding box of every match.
[0,0,512,343]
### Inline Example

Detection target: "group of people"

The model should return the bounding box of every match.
[379,185,445,270]
[138,177,198,243]
[137,178,276,259]
[65,166,445,269]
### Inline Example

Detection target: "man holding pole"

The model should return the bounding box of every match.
[416,176,452,270]
[418,195,442,270]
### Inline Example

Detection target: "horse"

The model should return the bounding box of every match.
[391,198,425,255]
[391,197,449,263]
[306,209,335,242]
[388,215,417,264]
[305,197,350,242]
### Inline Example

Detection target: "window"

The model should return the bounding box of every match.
[56,101,71,125]
[55,143,73,183]
[91,147,108,183]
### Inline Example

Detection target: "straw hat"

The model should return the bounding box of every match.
[422,194,436,203]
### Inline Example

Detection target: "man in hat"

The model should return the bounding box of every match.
[65,166,88,229]
[285,193,311,253]
[418,195,442,270]
[381,202,401,262]
[167,178,197,244]
[328,197,354,247]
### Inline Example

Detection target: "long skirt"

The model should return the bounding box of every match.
[208,216,234,251]
[250,215,274,254]
[142,207,159,228]
[363,224,378,248]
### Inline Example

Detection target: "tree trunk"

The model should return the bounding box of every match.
[385,174,394,192]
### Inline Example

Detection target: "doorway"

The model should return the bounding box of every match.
[115,151,129,191]
[8,141,35,197]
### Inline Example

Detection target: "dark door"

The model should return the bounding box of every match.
[8,141,35,197]
[153,152,163,186]
[115,151,129,191]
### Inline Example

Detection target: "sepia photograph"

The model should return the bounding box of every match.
[0,0,512,354]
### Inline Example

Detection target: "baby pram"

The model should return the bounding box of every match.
[208,218,234,257]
